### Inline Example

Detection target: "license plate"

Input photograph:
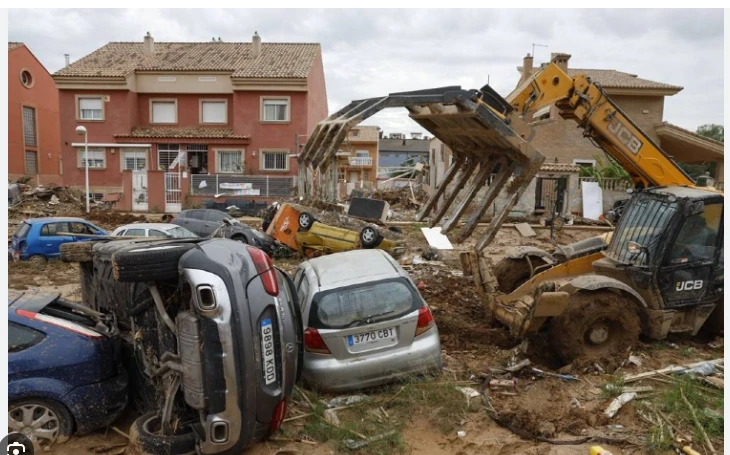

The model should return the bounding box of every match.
[260,319,277,385]
[347,327,397,351]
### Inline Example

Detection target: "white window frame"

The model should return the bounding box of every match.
[260,96,290,123]
[572,159,597,167]
[260,149,290,172]
[77,147,106,169]
[217,149,244,174]
[150,99,178,124]
[200,99,228,124]
[121,149,149,171]
[76,95,105,121]
[157,144,181,170]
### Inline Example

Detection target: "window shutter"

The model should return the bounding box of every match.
[202,102,227,123]
[79,98,103,111]
[152,102,176,123]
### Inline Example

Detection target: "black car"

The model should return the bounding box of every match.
[62,238,303,455]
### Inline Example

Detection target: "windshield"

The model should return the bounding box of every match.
[607,194,678,266]
[308,278,422,329]
[168,226,198,238]
[13,223,31,239]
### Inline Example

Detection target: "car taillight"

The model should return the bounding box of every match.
[246,245,279,296]
[303,328,331,354]
[415,306,435,337]
[17,309,102,338]
[270,399,287,434]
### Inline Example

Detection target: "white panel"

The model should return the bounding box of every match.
[79,98,103,110]
[202,102,227,123]
[581,181,603,220]
[152,102,176,123]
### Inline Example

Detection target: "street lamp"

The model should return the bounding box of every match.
[75,125,90,214]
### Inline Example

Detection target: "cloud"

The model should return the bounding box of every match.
[8,8,723,135]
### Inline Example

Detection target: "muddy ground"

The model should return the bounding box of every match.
[7,223,723,455]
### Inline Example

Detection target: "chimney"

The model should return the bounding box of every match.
[523,53,533,77]
[252,31,261,58]
[143,32,155,54]
[64,54,70,67]
[550,52,571,72]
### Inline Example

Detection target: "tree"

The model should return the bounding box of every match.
[696,124,724,143]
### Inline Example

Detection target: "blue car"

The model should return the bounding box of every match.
[8,290,128,450]
[9,217,107,264]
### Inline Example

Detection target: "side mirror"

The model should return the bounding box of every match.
[627,241,643,255]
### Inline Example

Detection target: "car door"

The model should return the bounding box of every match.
[38,222,72,258]
[177,210,206,235]
[203,210,229,236]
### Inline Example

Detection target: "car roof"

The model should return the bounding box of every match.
[114,223,182,231]
[184,209,232,216]
[24,217,91,224]
[305,249,403,289]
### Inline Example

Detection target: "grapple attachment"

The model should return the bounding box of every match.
[298,85,544,251]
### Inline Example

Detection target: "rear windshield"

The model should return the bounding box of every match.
[309,278,422,329]
[13,223,31,238]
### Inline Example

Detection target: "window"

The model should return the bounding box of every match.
[78,97,104,120]
[25,150,38,174]
[70,222,96,234]
[356,150,369,157]
[122,149,147,170]
[573,159,596,168]
[261,150,288,171]
[218,150,243,173]
[668,203,722,264]
[206,211,228,222]
[151,100,177,124]
[77,147,106,169]
[201,100,227,124]
[148,230,168,238]
[186,210,206,220]
[158,144,181,170]
[9,323,45,353]
[41,222,68,236]
[20,70,33,88]
[125,228,146,237]
[363,170,370,180]
[22,106,36,146]
[261,98,289,122]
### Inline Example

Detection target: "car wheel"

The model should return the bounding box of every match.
[28,254,47,267]
[129,412,196,455]
[360,226,382,249]
[231,234,249,244]
[8,398,74,450]
[60,242,96,263]
[549,291,641,365]
[112,243,197,283]
[298,212,315,232]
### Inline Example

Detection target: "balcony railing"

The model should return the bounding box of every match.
[579,177,631,192]
[348,157,373,166]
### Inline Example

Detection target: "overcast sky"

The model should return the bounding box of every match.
[8,8,724,136]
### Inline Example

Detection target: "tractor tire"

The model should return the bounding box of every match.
[549,291,641,365]
[112,243,197,283]
[129,412,196,455]
[493,257,533,293]
[60,242,96,263]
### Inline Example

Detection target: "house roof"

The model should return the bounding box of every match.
[517,66,683,92]
[54,42,321,79]
[655,122,724,164]
[114,127,249,140]
[8,42,24,51]
[345,126,379,143]
[379,138,430,153]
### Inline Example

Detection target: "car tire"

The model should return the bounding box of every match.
[8,398,74,448]
[129,412,196,455]
[60,242,96,263]
[112,243,197,283]
[28,254,47,267]
[549,291,641,365]
[360,226,382,249]
[231,234,249,244]
[298,212,315,232]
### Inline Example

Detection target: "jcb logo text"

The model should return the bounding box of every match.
[676,280,703,291]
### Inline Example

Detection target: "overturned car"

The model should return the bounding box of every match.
[62,238,302,455]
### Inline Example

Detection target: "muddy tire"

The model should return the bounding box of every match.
[60,242,96,263]
[549,291,641,365]
[129,412,196,455]
[360,226,382,249]
[298,212,315,231]
[28,254,47,267]
[493,257,533,293]
[112,243,196,283]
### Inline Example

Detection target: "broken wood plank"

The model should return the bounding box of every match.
[703,376,724,389]
[514,222,537,237]
[623,359,724,383]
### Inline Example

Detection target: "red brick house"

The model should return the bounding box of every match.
[54,32,328,212]
[8,42,62,184]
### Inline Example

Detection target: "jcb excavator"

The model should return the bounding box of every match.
[298,62,723,365]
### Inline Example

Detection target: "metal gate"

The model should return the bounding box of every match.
[132,171,148,212]
[164,172,182,213]
[535,177,567,214]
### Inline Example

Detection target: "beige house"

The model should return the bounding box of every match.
[337,125,379,196]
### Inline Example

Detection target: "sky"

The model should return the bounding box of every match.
[8,8,724,137]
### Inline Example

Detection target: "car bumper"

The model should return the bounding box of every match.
[64,367,129,434]
[303,327,443,393]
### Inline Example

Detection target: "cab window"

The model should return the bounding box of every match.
[41,222,68,236]
[667,203,722,264]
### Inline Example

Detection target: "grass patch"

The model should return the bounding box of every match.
[643,423,675,454]
[599,374,625,399]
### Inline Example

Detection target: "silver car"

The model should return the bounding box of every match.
[111,222,198,239]
[293,249,442,392]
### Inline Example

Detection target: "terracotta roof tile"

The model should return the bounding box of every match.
[54,42,320,78]
[518,66,682,91]
[345,126,379,143]
[540,163,580,173]
[114,127,249,140]
[8,42,24,51]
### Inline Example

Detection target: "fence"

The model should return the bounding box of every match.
[190,174,297,198]
[579,177,632,191]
